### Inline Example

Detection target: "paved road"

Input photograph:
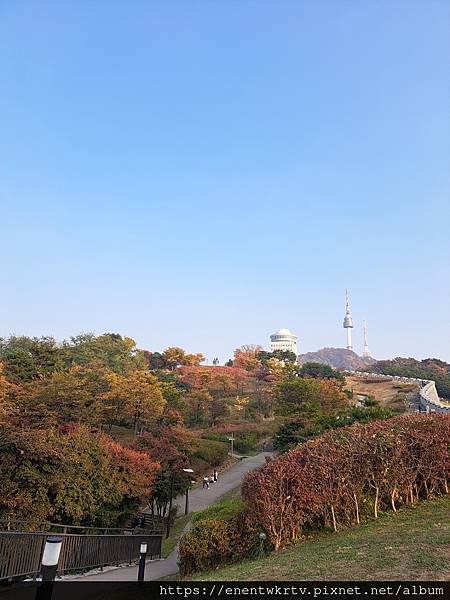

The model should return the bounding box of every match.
[72,452,271,581]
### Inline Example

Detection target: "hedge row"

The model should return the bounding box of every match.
[180,414,449,573]
[243,413,449,550]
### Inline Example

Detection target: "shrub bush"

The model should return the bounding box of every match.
[179,510,257,576]
[201,431,228,443]
[191,438,228,468]
[181,414,449,574]
[243,414,450,550]
[234,432,258,454]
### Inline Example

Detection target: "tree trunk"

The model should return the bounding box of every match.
[390,489,397,512]
[353,493,360,524]
[331,505,337,532]
[374,487,379,519]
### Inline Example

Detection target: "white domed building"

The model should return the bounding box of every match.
[269,328,298,355]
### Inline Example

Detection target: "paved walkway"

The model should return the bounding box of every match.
[72,452,271,581]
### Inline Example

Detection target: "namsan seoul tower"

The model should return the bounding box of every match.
[343,289,354,350]
[362,320,371,358]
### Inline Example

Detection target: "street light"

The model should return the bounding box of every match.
[182,469,194,515]
[138,542,148,583]
[166,467,194,538]
[36,536,63,600]
[228,435,234,457]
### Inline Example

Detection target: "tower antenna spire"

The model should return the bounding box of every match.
[343,289,354,351]
[362,320,370,358]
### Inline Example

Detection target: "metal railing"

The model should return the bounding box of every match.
[0,517,164,535]
[0,531,162,581]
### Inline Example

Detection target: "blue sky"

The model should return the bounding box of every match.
[1,1,449,362]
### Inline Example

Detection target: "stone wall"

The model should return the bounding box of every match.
[352,371,450,414]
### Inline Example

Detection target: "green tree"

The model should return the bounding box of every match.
[274,377,348,418]
[258,350,297,365]
[0,336,64,381]
[63,333,143,374]
[298,361,345,382]
[19,364,112,427]
[106,369,166,434]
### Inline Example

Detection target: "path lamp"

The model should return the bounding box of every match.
[183,470,194,516]
[36,535,62,600]
[258,532,267,559]
[137,541,147,583]
[228,435,234,457]
[166,467,193,538]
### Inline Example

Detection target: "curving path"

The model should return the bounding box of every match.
[72,452,271,581]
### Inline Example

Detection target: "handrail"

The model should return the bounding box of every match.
[0,518,164,535]
[0,530,162,581]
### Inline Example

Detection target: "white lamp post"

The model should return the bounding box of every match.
[36,536,63,600]
[228,435,234,457]
[138,541,148,583]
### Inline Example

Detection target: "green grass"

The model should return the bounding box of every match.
[191,498,244,524]
[161,514,191,557]
[216,485,242,503]
[192,496,450,581]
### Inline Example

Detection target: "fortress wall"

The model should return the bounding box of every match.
[353,371,450,414]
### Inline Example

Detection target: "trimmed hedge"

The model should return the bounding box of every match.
[243,413,450,550]
[180,507,257,575]
[180,414,450,574]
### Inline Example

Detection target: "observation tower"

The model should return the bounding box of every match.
[343,289,354,350]
[362,320,371,358]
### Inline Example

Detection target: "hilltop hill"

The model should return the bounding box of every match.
[298,347,376,371]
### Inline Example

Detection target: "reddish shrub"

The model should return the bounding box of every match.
[242,414,449,550]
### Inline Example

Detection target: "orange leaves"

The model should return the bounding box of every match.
[233,345,263,372]
[178,365,251,392]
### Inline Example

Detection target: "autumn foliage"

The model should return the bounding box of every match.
[0,425,159,526]
[180,414,449,573]
[242,413,449,550]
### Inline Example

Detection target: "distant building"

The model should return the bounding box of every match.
[269,328,298,355]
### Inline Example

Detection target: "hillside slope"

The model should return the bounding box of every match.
[193,496,450,581]
[298,347,376,371]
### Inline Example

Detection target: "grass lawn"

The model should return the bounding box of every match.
[345,375,417,411]
[192,496,450,581]
[207,483,242,504]
[161,514,191,557]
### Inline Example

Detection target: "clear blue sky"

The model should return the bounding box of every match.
[1,1,449,362]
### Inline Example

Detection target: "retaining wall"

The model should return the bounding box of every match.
[352,371,450,414]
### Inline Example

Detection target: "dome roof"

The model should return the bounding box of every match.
[275,328,294,336]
